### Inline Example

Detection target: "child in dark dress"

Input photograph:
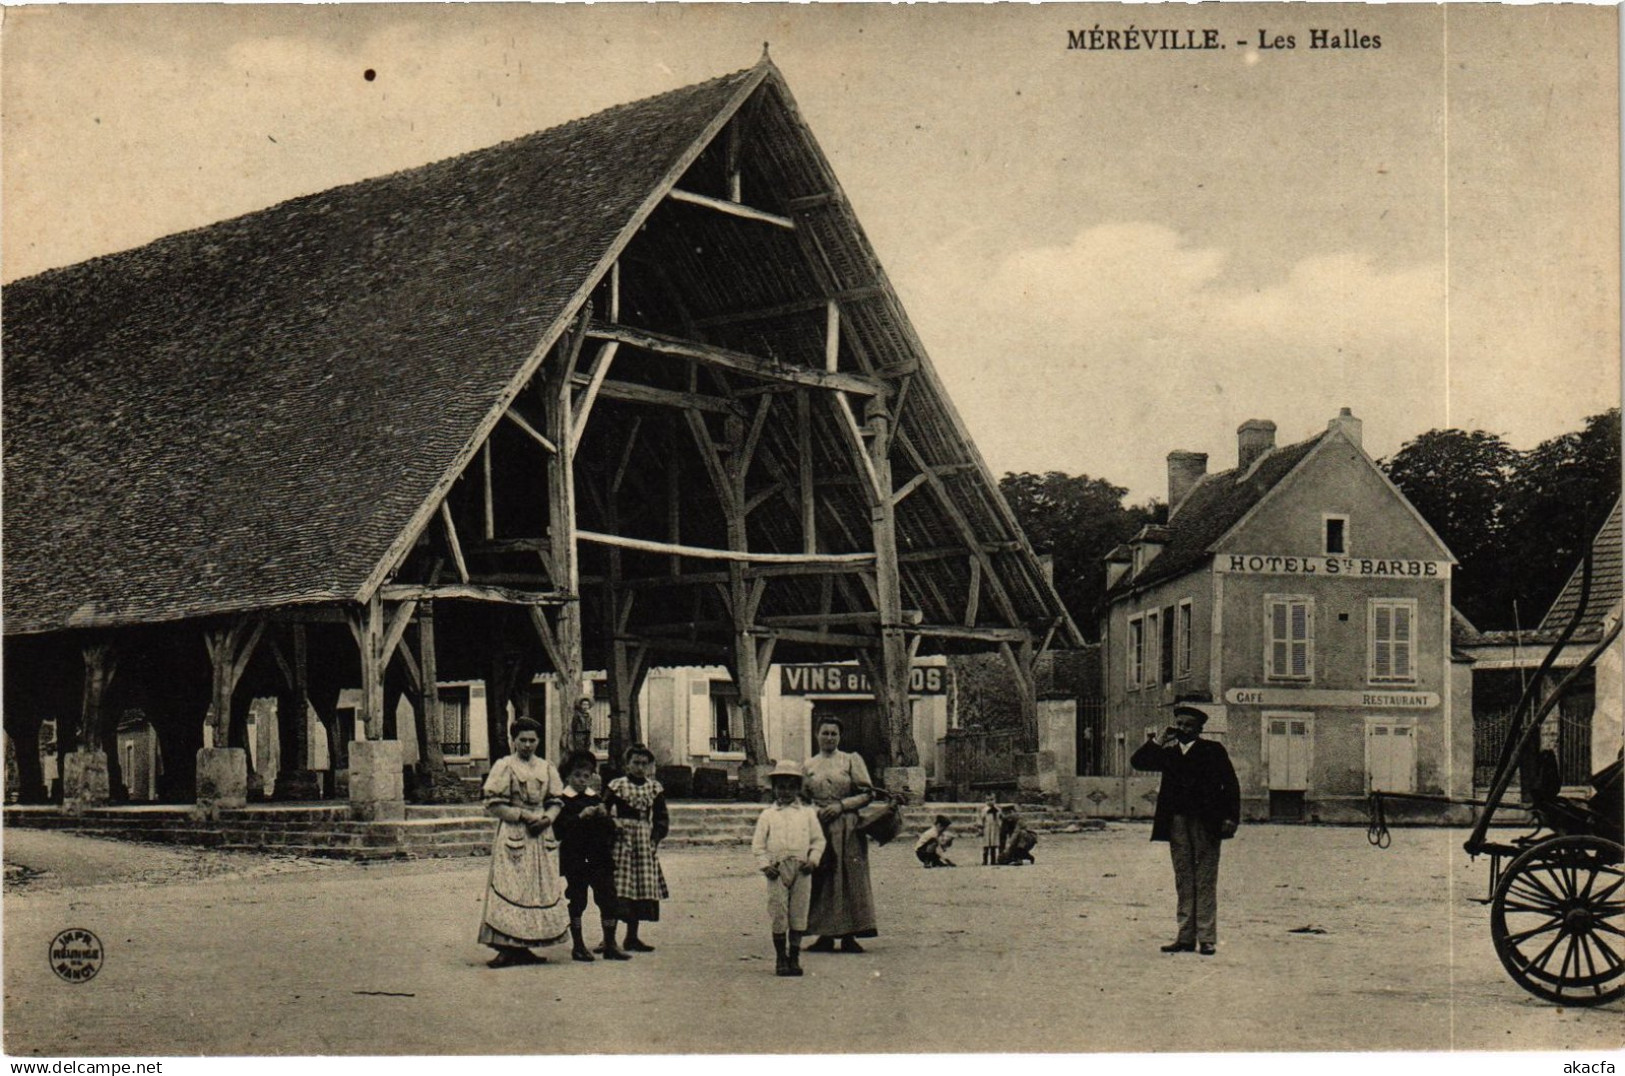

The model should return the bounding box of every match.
[553,749,630,962]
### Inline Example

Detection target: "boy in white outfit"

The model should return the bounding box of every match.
[751,759,827,977]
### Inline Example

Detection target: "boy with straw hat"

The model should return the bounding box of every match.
[750,760,827,977]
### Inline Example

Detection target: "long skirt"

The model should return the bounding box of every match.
[478,820,569,949]
[807,812,878,938]
[612,817,668,923]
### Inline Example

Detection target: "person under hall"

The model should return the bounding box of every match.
[605,743,669,953]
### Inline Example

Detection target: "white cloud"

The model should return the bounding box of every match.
[905,222,1452,499]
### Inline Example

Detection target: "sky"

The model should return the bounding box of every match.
[3,3,1619,502]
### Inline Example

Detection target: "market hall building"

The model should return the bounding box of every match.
[1081,409,1470,823]
[2,57,1078,816]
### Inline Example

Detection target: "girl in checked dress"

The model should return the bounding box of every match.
[606,743,669,952]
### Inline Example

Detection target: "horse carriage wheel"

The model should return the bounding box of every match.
[1490,835,1625,1006]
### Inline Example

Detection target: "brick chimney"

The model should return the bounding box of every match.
[1327,406,1363,447]
[1237,419,1277,472]
[1167,451,1208,513]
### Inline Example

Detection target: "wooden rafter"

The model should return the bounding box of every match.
[380,583,570,605]
[570,341,621,450]
[503,408,558,454]
[689,287,886,330]
[439,502,470,584]
[895,428,1022,627]
[589,324,888,398]
[829,393,884,506]
[667,187,795,230]
[578,530,876,566]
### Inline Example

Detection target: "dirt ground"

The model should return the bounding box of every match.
[3,823,1621,1057]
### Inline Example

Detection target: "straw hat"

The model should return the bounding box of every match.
[767,760,806,781]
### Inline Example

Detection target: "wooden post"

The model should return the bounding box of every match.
[543,321,587,763]
[689,408,771,777]
[356,594,386,740]
[416,603,447,777]
[865,398,919,772]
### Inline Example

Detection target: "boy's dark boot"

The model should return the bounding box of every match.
[600,918,631,961]
[773,932,791,976]
[787,931,804,976]
[569,918,594,962]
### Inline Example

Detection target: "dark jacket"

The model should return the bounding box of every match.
[1130,736,1241,842]
[553,789,615,877]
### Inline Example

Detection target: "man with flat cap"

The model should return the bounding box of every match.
[1131,698,1240,955]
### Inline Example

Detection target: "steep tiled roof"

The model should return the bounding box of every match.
[1108,433,1325,596]
[3,69,759,634]
[1538,497,1623,639]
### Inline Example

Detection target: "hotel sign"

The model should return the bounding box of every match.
[1215,554,1449,578]
[780,664,947,696]
[1225,687,1440,709]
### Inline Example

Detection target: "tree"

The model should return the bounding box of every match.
[997,471,1159,637]
[1382,429,1518,628]
[1382,411,1621,630]
[1497,409,1621,630]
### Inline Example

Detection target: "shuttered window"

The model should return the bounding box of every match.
[1128,616,1145,688]
[1369,599,1417,683]
[1175,600,1194,679]
[1265,596,1314,681]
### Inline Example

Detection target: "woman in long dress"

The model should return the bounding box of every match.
[803,717,879,953]
[478,717,570,967]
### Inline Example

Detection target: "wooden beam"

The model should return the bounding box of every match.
[897,543,1022,563]
[754,626,877,649]
[798,390,816,554]
[439,502,470,584]
[621,634,731,660]
[577,530,875,566]
[825,299,840,372]
[503,408,558,454]
[964,557,982,628]
[891,471,929,506]
[787,192,839,211]
[740,393,772,476]
[758,611,882,628]
[689,287,887,330]
[611,416,642,495]
[571,341,620,450]
[527,608,568,681]
[667,187,795,230]
[918,623,1033,643]
[481,441,494,540]
[588,324,889,398]
[830,393,885,506]
[743,482,785,517]
[591,377,735,415]
[896,429,1023,627]
[379,584,572,605]
[380,600,420,668]
[684,409,739,517]
[464,537,551,557]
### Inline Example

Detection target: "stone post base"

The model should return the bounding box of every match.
[1016,751,1061,805]
[196,747,248,810]
[734,763,769,801]
[63,749,111,812]
[348,740,405,821]
[881,766,927,803]
[272,768,326,802]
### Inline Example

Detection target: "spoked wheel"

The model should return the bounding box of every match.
[1490,835,1625,1006]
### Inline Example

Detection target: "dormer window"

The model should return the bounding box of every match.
[1324,514,1349,556]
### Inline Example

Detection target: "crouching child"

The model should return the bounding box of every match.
[751,760,827,977]
[915,815,956,868]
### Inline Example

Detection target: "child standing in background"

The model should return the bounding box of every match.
[751,760,826,977]
[981,793,1002,866]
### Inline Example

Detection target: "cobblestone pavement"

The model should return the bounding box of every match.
[4,823,1620,1056]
